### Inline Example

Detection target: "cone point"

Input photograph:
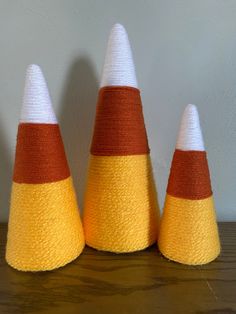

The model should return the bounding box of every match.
[176,104,205,151]
[112,23,126,32]
[100,23,138,88]
[20,64,57,124]
[27,63,42,75]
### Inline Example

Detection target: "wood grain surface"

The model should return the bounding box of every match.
[0,223,235,314]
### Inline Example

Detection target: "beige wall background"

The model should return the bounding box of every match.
[0,0,235,222]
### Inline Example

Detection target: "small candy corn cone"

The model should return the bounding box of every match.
[83,24,160,253]
[6,65,85,271]
[158,104,220,265]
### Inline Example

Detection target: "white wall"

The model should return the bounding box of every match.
[0,0,235,221]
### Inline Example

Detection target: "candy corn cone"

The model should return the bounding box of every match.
[6,65,85,271]
[158,104,220,265]
[83,24,160,253]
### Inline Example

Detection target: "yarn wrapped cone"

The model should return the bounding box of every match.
[6,65,85,271]
[83,24,160,253]
[158,104,220,265]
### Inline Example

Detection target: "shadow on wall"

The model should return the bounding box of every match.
[0,119,13,222]
[59,57,99,213]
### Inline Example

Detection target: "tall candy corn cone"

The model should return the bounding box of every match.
[158,104,220,265]
[6,65,85,271]
[83,24,160,253]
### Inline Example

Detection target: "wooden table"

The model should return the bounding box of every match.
[0,223,235,314]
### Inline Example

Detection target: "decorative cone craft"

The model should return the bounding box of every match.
[6,65,85,271]
[83,24,160,253]
[158,104,220,265]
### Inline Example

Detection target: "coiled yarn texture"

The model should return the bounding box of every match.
[84,86,160,253]
[158,105,220,265]
[6,123,85,271]
[84,155,159,252]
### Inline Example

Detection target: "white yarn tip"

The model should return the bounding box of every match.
[20,64,57,124]
[100,23,138,88]
[176,104,205,151]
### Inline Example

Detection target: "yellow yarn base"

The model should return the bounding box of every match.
[158,194,220,265]
[83,154,160,253]
[6,177,85,271]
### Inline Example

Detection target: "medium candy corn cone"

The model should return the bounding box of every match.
[6,65,85,271]
[83,24,160,253]
[158,104,220,265]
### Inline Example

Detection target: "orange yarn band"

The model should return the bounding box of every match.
[13,123,70,184]
[90,86,150,156]
[167,149,212,200]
